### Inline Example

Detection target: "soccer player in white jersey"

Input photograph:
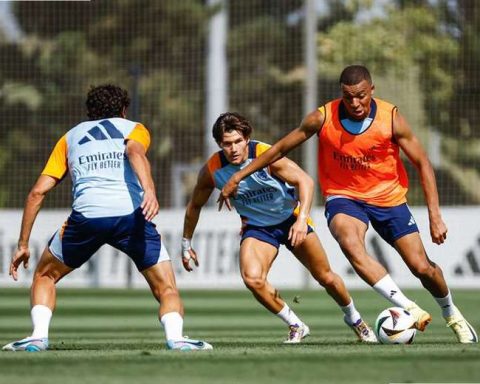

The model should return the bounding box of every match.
[3,84,212,352]
[181,112,377,343]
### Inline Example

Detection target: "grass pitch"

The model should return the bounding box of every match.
[0,288,479,384]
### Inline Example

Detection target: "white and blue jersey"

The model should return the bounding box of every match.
[42,117,150,218]
[207,141,297,227]
[42,117,170,271]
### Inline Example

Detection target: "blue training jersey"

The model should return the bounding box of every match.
[41,117,151,218]
[207,141,297,227]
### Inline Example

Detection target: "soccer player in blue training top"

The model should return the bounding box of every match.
[181,112,377,344]
[3,84,212,352]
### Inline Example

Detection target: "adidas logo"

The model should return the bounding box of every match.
[408,216,416,226]
[454,237,480,276]
[79,120,124,145]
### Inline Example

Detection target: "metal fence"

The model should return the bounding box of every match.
[0,0,478,209]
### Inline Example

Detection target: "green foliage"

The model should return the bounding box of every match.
[449,1,480,139]
[0,0,210,207]
[228,8,303,147]
[0,0,478,207]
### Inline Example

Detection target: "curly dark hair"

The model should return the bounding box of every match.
[86,84,130,120]
[212,112,253,145]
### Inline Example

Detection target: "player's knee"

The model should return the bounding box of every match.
[337,236,363,258]
[152,283,179,302]
[32,269,58,285]
[410,261,436,280]
[320,272,335,288]
[317,271,336,288]
[242,273,266,291]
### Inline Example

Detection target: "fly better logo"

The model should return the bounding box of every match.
[79,120,124,145]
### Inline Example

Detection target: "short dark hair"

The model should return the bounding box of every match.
[86,84,130,120]
[339,65,372,85]
[212,112,253,145]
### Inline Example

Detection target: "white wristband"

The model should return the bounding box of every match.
[181,237,192,259]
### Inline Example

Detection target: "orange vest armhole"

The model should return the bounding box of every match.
[207,153,222,184]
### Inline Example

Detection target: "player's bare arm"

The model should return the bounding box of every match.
[393,110,447,245]
[218,109,324,210]
[126,139,159,222]
[10,175,59,281]
[182,165,215,271]
[270,157,315,247]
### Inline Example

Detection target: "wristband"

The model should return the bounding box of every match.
[181,237,192,259]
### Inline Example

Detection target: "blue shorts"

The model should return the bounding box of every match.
[48,209,170,271]
[325,198,419,246]
[241,214,314,251]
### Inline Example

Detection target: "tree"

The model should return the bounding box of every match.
[1,0,210,207]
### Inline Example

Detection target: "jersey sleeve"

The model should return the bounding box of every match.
[41,135,68,180]
[126,123,151,151]
[255,142,271,157]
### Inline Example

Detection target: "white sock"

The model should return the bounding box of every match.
[434,291,456,317]
[160,312,183,341]
[372,274,414,308]
[30,305,52,339]
[340,300,361,325]
[276,303,302,326]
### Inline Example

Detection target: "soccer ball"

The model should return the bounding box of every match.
[375,307,417,344]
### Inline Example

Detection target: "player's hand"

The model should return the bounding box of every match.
[218,175,240,211]
[288,216,308,248]
[181,238,199,272]
[429,215,447,245]
[141,189,159,221]
[10,245,30,281]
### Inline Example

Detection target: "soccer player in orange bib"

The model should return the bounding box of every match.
[3,85,212,352]
[219,66,477,344]
[182,112,377,344]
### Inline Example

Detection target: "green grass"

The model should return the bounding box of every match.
[0,288,479,384]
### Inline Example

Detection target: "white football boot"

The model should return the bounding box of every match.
[2,337,49,352]
[166,338,213,351]
[444,307,478,344]
[283,323,310,344]
[406,303,432,331]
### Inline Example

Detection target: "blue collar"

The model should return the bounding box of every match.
[339,99,377,135]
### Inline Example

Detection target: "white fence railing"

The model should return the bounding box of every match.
[1,207,479,289]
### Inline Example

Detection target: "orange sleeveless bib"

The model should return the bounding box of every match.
[317,98,408,207]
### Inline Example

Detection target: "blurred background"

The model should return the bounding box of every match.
[0,0,479,289]
[0,0,478,209]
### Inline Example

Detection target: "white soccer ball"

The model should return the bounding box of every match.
[375,307,417,344]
